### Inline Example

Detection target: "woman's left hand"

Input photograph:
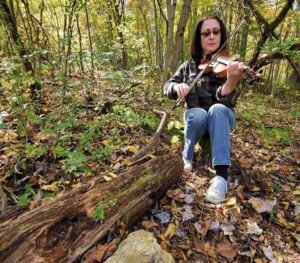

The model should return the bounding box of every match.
[227,60,244,84]
[220,60,245,96]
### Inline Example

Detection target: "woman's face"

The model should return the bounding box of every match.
[200,18,221,57]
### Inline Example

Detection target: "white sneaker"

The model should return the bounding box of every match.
[206,175,228,204]
[183,159,193,173]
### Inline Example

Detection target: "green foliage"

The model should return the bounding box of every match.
[272,181,281,194]
[262,38,300,60]
[167,119,185,145]
[238,95,297,147]
[24,143,46,159]
[42,191,56,198]
[268,210,277,222]
[260,126,295,146]
[93,199,117,222]
[0,60,39,137]
[18,184,36,206]
[65,150,87,172]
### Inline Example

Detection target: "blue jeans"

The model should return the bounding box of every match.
[183,104,236,167]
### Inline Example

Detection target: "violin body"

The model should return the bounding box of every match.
[198,50,261,81]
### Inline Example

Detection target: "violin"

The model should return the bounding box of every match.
[198,50,262,82]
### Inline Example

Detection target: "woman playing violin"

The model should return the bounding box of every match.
[163,15,244,204]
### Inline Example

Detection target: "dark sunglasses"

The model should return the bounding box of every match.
[200,29,221,37]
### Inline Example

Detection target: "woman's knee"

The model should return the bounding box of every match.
[185,108,207,127]
[208,103,227,115]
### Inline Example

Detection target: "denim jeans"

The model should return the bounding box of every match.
[183,103,236,167]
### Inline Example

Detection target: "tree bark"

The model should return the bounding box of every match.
[169,0,192,74]
[85,1,94,78]
[0,153,182,263]
[162,0,176,83]
[108,0,129,70]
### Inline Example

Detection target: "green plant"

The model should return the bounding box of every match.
[272,181,281,194]
[18,184,36,205]
[93,199,117,222]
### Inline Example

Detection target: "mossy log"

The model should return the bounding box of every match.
[0,153,182,263]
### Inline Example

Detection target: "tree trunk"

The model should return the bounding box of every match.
[76,13,84,74]
[0,0,41,101]
[162,0,176,83]
[169,0,192,74]
[140,6,152,64]
[85,1,94,78]
[0,153,182,263]
[108,0,129,70]
[61,0,77,106]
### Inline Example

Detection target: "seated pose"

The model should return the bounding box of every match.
[163,15,244,204]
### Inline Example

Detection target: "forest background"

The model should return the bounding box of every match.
[0,0,299,261]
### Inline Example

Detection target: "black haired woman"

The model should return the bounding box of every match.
[163,16,244,204]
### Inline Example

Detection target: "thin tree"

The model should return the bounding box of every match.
[0,0,41,101]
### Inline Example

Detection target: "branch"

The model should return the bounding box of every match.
[127,109,170,162]
[255,43,300,69]
[243,0,300,79]
[156,0,167,23]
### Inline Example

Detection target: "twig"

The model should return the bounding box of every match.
[127,109,169,162]
[0,185,7,216]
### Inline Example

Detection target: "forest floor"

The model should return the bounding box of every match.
[83,89,300,263]
[0,74,299,262]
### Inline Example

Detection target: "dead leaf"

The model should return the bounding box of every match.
[128,145,138,153]
[254,258,264,263]
[217,239,238,259]
[248,197,276,213]
[141,220,158,229]
[194,219,211,239]
[245,220,263,235]
[41,183,59,192]
[181,206,194,222]
[209,220,220,232]
[103,175,112,181]
[159,223,176,241]
[205,243,217,259]
[276,211,295,229]
[85,243,117,263]
[262,246,277,263]
[167,189,185,202]
[108,172,118,178]
[220,223,235,235]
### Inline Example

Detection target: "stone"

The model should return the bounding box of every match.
[104,230,175,263]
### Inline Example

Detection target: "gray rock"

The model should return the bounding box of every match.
[104,230,175,263]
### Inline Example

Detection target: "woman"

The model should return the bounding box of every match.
[163,16,244,204]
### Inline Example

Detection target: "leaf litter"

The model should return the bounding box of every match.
[129,114,300,262]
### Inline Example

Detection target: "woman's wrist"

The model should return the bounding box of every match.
[221,79,238,96]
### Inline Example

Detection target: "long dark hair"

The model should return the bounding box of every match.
[189,15,227,65]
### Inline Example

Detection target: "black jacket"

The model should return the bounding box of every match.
[163,59,238,110]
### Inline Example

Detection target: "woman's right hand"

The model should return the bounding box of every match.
[173,83,190,100]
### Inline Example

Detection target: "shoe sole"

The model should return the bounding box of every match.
[205,194,225,204]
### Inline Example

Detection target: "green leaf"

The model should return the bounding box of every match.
[18,194,29,206]
[42,191,56,198]
[93,203,106,222]
[24,184,36,196]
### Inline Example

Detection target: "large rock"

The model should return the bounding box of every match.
[104,230,175,263]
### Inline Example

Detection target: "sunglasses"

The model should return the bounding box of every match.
[200,29,221,37]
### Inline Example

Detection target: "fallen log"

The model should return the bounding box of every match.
[0,153,182,263]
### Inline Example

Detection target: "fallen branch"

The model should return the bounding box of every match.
[127,109,170,162]
[0,152,182,263]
